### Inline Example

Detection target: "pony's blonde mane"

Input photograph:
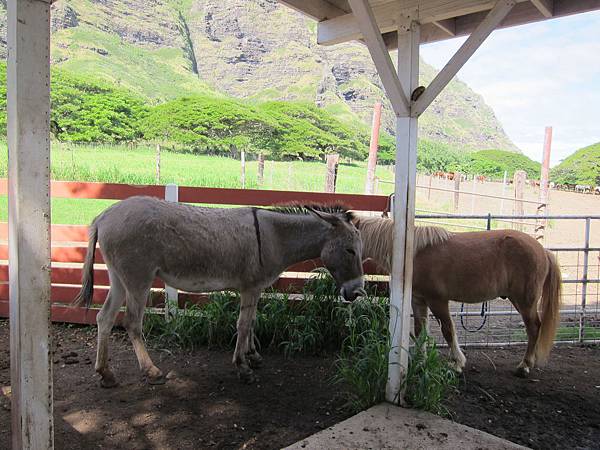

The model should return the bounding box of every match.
[354,216,452,272]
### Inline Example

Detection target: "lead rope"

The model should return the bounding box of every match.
[460,213,491,332]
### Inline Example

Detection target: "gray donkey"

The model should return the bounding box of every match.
[74,196,365,386]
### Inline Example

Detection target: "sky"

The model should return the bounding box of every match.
[419,10,600,166]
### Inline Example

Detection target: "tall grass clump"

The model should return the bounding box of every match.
[142,272,457,417]
[402,332,458,416]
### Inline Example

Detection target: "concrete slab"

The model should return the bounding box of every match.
[284,403,529,450]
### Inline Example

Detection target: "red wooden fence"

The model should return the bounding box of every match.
[0,180,390,324]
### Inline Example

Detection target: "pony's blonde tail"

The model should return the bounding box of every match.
[536,250,562,364]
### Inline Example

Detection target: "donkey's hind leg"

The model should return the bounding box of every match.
[429,300,466,372]
[246,307,263,369]
[233,289,261,383]
[512,298,541,378]
[123,282,165,385]
[95,270,126,388]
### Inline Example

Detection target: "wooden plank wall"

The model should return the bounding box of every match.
[0,180,391,324]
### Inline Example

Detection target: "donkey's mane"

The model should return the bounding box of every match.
[268,203,355,222]
[353,216,452,272]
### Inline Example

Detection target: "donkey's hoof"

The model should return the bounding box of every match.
[247,353,263,369]
[238,368,257,384]
[100,375,119,389]
[515,366,530,378]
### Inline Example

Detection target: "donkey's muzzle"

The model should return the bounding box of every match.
[340,277,366,302]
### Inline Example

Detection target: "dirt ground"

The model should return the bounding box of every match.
[1,321,599,450]
[0,321,352,450]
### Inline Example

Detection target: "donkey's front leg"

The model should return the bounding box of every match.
[233,289,260,383]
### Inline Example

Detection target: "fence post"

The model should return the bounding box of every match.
[500,170,508,214]
[427,174,432,200]
[365,102,382,194]
[257,153,265,185]
[579,217,591,343]
[325,153,340,193]
[164,183,179,320]
[155,143,161,184]
[240,151,246,189]
[536,127,553,241]
[453,172,461,211]
[513,170,526,230]
[470,175,477,214]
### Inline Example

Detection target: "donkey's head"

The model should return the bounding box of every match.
[306,207,366,301]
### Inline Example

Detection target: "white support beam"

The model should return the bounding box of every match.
[347,0,409,117]
[412,0,516,117]
[7,0,53,449]
[386,16,419,405]
[433,18,457,36]
[278,0,347,21]
[530,0,554,17]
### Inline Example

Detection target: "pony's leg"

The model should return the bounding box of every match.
[95,270,126,388]
[513,300,541,378]
[233,289,261,383]
[411,295,428,339]
[429,301,466,372]
[123,282,164,384]
[246,307,263,368]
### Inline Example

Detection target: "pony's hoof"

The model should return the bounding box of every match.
[146,374,167,385]
[247,353,263,369]
[100,376,119,389]
[515,366,530,378]
[238,368,256,384]
[145,367,166,385]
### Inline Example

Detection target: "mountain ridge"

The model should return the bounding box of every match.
[0,0,518,152]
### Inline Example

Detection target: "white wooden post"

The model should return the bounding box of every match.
[240,150,246,189]
[471,175,477,214]
[164,184,179,319]
[386,15,420,405]
[8,0,54,448]
[155,143,161,184]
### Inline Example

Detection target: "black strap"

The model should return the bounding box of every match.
[251,207,263,266]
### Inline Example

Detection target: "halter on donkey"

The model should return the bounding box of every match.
[75,197,366,386]
[354,216,562,377]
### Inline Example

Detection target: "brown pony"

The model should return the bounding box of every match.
[354,216,562,377]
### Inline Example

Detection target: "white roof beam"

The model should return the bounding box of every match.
[278,0,347,21]
[317,0,529,46]
[432,18,457,36]
[347,0,410,117]
[412,0,516,117]
[530,0,554,17]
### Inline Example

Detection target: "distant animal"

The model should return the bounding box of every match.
[74,198,365,387]
[354,216,562,378]
[575,184,591,194]
[476,175,486,183]
[595,186,600,195]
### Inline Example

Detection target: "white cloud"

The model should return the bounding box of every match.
[421,10,600,166]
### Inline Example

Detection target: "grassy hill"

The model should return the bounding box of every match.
[0,0,518,152]
[551,142,600,185]
[469,150,541,180]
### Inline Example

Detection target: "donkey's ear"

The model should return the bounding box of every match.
[306,206,341,227]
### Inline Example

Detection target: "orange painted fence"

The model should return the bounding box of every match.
[0,180,391,325]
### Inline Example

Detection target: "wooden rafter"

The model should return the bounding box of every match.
[278,0,347,21]
[530,0,554,17]
[432,18,457,36]
[412,0,516,117]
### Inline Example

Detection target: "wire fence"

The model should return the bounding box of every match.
[413,213,600,347]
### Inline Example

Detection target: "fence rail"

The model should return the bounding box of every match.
[0,180,597,347]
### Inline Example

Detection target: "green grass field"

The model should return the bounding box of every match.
[0,142,406,225]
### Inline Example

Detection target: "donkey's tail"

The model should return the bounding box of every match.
[536,250,562,364]
[72,222,98,308]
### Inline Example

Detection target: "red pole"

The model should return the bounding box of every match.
[540,126,552,205]
[365,102,382,194]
